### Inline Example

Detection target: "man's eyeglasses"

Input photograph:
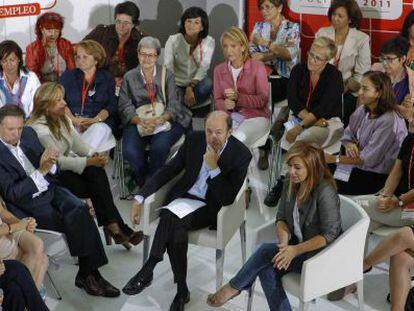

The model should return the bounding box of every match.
[379,55,400,64]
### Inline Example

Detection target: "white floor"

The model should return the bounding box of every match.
[42,149,393,311]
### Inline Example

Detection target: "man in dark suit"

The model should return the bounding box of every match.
[0,105,119,297]
[123,111,252,310]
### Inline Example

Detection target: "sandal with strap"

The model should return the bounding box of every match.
[206,283,240,307]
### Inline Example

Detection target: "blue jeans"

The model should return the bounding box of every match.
[122,122,185,182]
[177,77,213,104]
[230,243,306,311]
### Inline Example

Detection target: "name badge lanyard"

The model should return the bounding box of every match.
[5,77,23,107]
[190,41,203,66]
[45,47,60,79]
[81,73,95,115]
[227,63,244,112]
[306,77,316,108]
[144,71,156,116]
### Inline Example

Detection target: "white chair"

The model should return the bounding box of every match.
[35,228,71,300]
[247,195,369,311]
[141,177,248,290]
[112,135,185,199]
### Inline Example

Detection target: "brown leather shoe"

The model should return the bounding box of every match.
[75,273,104,296]
[128,230,144,246]
[97,275,120,297]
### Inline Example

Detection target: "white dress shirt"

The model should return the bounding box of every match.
[135,140,228,204]
[0,138,56,198]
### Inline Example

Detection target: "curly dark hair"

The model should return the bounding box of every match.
[328,0,363,29]
[179,7,209,39]
[380,36,409,58]
[114,1,140,26]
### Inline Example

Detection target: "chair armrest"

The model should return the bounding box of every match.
[142,172,183,233]
[34,228,63,237]
[216,179,247,248]
[299,217,369,302]
[250,219,276,252]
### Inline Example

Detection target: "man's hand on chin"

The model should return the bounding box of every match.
[204,145,219,170]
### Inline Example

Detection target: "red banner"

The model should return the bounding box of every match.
[0,3,41,19]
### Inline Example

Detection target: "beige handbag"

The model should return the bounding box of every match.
[136,66,171,136]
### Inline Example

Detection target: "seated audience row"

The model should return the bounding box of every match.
[0,104,131,298]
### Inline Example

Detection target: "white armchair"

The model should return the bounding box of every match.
[141,176,248,290]
[247,195,370,311]
[35,228,70,300]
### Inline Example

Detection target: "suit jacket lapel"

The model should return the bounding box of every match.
[188,135,206,183]
[20,142,39,169]
[0,141,28,176]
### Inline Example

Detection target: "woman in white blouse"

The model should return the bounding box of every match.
[0,40,40,118]
[164,6,215,117]
[316,0,371,126]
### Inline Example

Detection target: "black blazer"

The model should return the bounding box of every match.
[0,127,56,217]
[139,131,252,227]
[276,178,342,259]
[288,62,344,120]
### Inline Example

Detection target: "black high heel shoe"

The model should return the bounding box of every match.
[103,227,132,250]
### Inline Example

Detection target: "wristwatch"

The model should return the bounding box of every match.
[398,197,404,207]
[96,116,102,122]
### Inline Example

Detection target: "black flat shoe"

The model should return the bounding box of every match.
[169,291,190,311]
[264,177,284,207]
[122,273,153,295]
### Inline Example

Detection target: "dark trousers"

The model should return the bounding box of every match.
[0,260,48,311]
[335,167,388,195]
[57,166,130,234]
[34,186,108,277]
[123,122,185,183]
[149,208,210,285]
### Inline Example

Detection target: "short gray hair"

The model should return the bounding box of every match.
[137,36,161,56]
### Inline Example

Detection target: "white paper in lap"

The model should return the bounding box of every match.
[159,198,205,219]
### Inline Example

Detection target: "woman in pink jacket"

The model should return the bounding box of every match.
[214,27,269,148]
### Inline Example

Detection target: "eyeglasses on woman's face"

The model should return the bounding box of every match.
[307,51,328,63]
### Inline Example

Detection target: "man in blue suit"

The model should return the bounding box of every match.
[0,105,119,297]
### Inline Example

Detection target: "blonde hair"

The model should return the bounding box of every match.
[311,36,338,60]
[286,141,336,204]
[28,82,70,140]
[220,27,250,62]
[75,39,107,68]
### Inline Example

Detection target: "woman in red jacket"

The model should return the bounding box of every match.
[214,27,270,148]
[25,12,75,83]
